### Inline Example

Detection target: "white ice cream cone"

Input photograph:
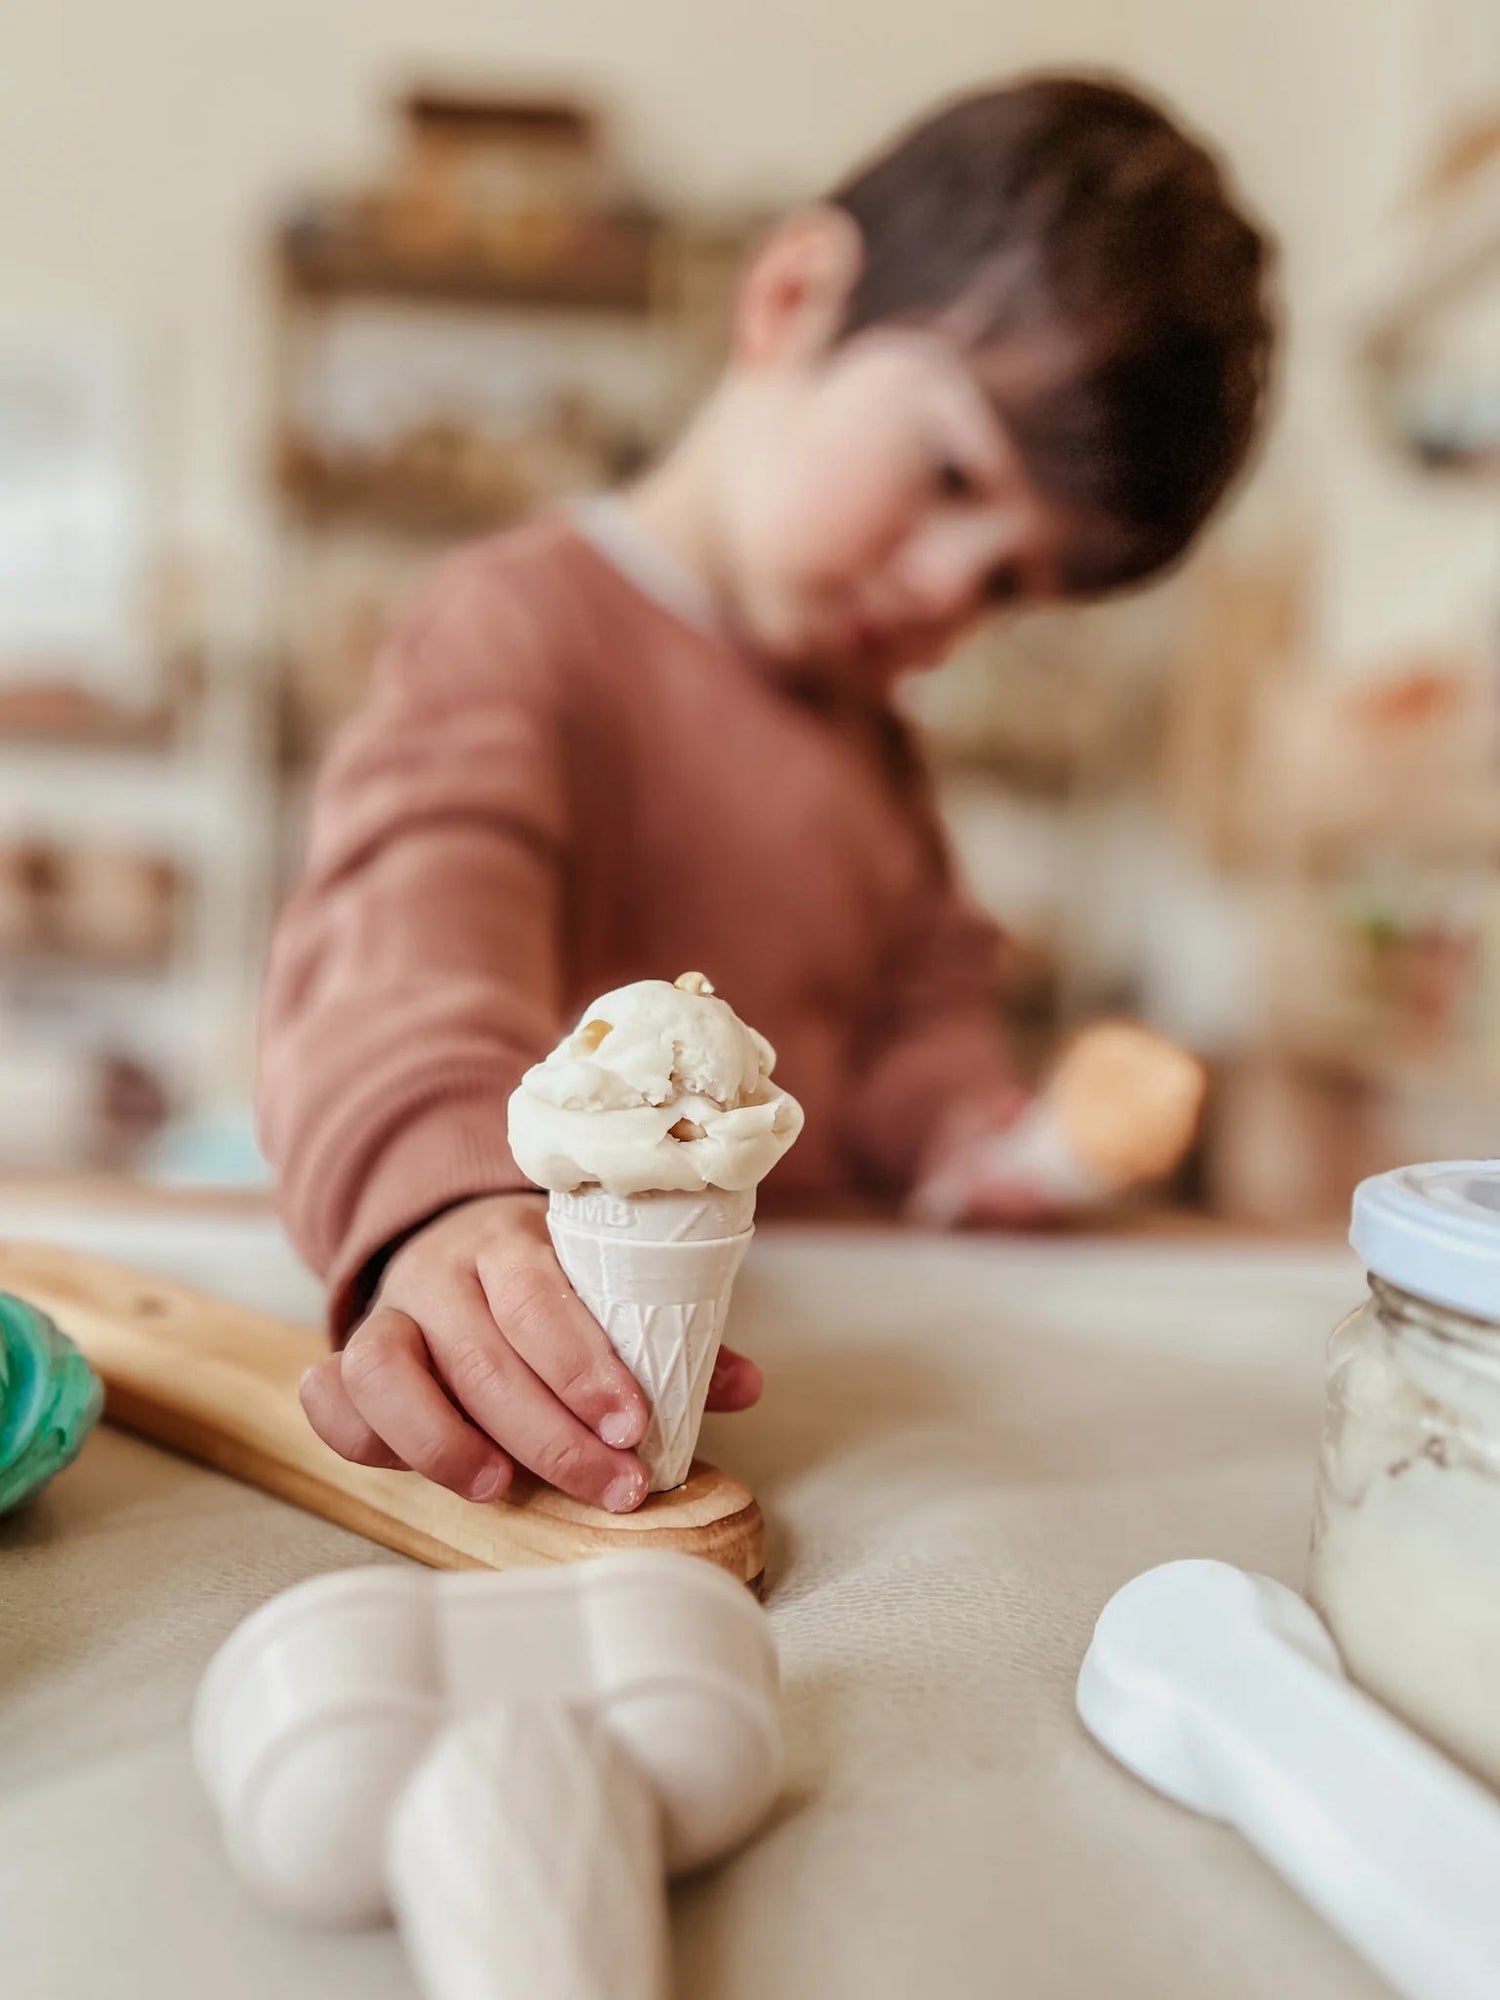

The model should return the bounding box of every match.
[547,1189,755,1492]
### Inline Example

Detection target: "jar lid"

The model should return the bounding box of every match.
[1351,1161,1500,1321]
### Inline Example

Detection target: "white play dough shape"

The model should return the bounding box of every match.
[389,1703,670,2000]
[193,1569,439,1924]
[1078,1560,1500,2000]
[194,1551,780,1927]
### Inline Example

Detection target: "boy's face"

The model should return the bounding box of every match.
[711,214,1096,685]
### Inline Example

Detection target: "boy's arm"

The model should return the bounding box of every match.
[847,841,1206,1221]
[843,851,1025,1198]
[257,557,567,1335]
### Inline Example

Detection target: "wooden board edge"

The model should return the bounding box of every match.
[2,1238,768,1587]
[104,1386,766,1584]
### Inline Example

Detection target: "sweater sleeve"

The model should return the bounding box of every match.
[257,551,569,1334]
[843,790,1018,1196]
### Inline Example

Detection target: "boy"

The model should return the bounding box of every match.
[263,75,1274,1518]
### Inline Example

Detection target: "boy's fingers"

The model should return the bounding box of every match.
[704,1344,763,1413]
[475,1234,650,1451]
[425,1294,649,1514]
[299,1355,406,1469]
[965,1181,1067,1228]
[340,1307,514,1503]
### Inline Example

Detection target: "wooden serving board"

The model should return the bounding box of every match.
[0,1240,765,1587]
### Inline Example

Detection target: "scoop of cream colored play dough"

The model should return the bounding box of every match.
[1049,1020,1206,1190]
[909,1019,1207,1227]
[508,973,804,1196]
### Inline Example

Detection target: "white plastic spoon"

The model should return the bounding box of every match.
[1077,1560,1500,2000]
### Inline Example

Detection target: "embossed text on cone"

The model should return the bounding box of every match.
[548,1190,754,1492]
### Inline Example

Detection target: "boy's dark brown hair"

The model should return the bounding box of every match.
[829,75,1276,591]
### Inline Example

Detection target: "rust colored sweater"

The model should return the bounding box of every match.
[259,514,1011,1330]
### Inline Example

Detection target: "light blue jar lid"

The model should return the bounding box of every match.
[1351,1161,1500,1322]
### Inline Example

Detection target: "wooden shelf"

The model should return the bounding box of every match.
[925,737,1082,799]
[277,204,661,315]
[0,681,181,750]
[277,443,522,536]
[1270,783,1500,872]
[275,426,636,537]
[0,941,175,979]
[1276,1021,1500,1099]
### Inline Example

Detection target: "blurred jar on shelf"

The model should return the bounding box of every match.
[0,846,47,957]
[391,89,614,253]
[46,847,177,967]
[1310,1162,1500,1789]
[0,842,177,970]
[0,1029,164,1174]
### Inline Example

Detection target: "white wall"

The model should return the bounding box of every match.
[1,0,1494,658]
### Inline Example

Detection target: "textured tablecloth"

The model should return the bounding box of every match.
[0,1216,1390,2000]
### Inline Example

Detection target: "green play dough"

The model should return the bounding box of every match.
[0,1293,103,1514]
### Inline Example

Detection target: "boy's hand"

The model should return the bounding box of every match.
[914,1146,1076,1229]
[299,1192,763,1513]
[932,1165,1072,1229]
[909,1089,1081,1230]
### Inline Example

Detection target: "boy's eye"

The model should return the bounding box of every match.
[936,457,975,501]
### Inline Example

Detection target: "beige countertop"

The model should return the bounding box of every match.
[0,1206,1382,2000]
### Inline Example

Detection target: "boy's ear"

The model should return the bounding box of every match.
[731,207,864,368]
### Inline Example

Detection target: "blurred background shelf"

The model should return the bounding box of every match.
[1277,1026,1500,1098]
[0,682,183,750]
[0,943,176,978]
[267,83,751,778]
[0,633,276,1176]
[278,207,663,315]
[276,87,664,315]
[1358,115,1500,481]
[276,441,530,535]
[274,423,644,536]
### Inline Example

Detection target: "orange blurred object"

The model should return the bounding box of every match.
[1049,1021,1209,1190]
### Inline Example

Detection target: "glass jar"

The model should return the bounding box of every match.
[1309,1161,1500,1790]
